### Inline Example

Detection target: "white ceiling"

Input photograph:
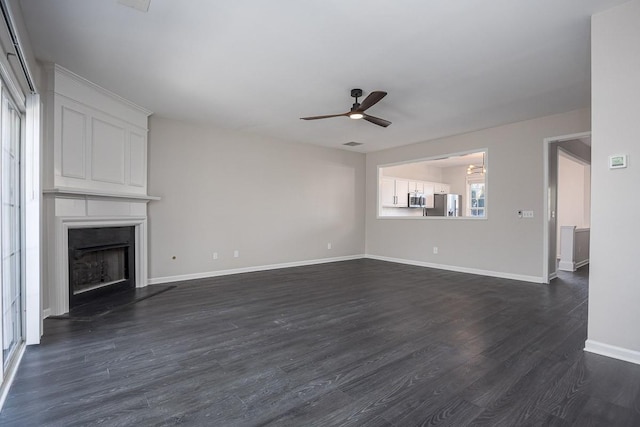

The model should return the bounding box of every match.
[18,0,627,152]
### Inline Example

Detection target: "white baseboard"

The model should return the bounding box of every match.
[149,253,546,286]
[558,260,575,271]
[575,259,589,269]
[584,339,640,365]
[558,259,589,272]
[148,255,365,285]
[42,308,51,320]
[364,254,544,284]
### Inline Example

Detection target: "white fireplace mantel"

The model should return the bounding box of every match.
[43,187,161,201]
[44,192,157,316]
[42,65,158,317]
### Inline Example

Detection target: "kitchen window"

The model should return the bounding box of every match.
[468,179,486,217]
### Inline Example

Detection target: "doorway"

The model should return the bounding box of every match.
[543,132,591,282]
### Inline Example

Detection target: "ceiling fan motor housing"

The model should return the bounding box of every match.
[350,88,363,98]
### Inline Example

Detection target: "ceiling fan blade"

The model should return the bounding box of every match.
[363,114,391,128]
[357,91,387,112]
[300,113,348,120]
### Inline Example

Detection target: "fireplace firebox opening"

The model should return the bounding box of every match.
[68,226,136,308]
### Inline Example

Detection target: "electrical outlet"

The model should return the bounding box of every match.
[523,210,534,218]
[327,243,332,250]
[433,246,438,254]
[233,250,239,258]
[212,252,218,260]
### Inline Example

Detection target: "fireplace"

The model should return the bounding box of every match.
[68,227,136,308]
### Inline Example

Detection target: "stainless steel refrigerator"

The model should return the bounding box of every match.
[427,194,462,216]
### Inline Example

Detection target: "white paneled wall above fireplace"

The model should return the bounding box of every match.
[44,64,152,196]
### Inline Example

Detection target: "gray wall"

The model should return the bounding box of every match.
[147,116,366,281]
[588,0,640,359]
[366,109,590,281]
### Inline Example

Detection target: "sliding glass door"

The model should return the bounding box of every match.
[1,84,23,372]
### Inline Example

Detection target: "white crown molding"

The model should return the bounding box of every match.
[44,63,152,116]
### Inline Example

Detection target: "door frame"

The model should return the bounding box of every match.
[542,131,591,283]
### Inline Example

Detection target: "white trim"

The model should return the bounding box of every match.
[558,258,590,272]
[0,342,25,411]
[584,340,640,365]
[0,55,25,108]
[575,259,589,269]
[50,216,148,315]
[148,255,365,285]
[365,255,543,283]
[43,187,160,201]
[375,216,487,221]
[24,94,41,344]
[542,131,591,283]
[45,64,152,119]
[149,254,549,286]
[0,0,36,94]
[42,308,51,320]
[558,260,576,271]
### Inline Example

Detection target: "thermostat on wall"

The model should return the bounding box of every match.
[609,154,627,169]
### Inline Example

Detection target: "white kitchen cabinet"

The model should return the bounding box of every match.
[395,179,409,207]
[381,177,396,207]
[381,177,450,209]
[434,183,450,194]
[422,181,435,195]
[409,181,424,193]
[381,177,409,207]
[421,185,433,208]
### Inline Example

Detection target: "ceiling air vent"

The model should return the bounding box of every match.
[343,142,363,147]
[118,0,151,12]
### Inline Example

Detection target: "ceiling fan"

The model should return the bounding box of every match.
[300,89,391,128]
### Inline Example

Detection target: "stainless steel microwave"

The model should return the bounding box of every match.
[408,192,426,208]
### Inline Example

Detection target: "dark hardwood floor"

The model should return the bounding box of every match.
[2,259,639,426]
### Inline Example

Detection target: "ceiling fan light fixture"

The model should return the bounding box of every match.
[300,89,390,127]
